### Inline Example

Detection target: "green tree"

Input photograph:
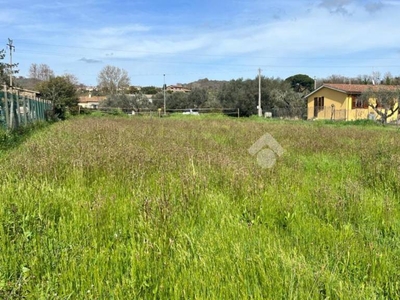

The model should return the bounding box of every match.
[100,94,151,112]
[218,78,256,117]
[256,78,305,118]
[141,86,160,95]
[0,48,19,86]
[150,91,191,111]
[37,76,79,120]
[188,88,208,108]
[215,76,307,117]
[360,87,400,124]
[269,86,306,118]
[0,49,6,83]
[201,91,222,108]
[167,92,189,109]
[285,74,314,93]
[151,92,165,110]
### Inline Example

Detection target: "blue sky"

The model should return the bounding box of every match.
[2,0,400,87]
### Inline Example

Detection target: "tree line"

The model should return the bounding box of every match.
[96,66,400,119]
[96,66,314,117]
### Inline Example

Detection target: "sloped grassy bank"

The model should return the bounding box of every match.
[0,117,399,299]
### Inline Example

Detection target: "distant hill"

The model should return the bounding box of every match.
[14,77,43,91]
[183,78,227,90]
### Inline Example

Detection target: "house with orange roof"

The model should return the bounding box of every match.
[306,84,400,122]
[166,84,191,93]
[78,96,106,109]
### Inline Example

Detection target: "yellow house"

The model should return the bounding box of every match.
[306,83,399,122]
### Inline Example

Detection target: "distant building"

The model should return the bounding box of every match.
[144,94,154,103]
[78,96,106,109]
[166,84,191,93]
[13,87,41,99]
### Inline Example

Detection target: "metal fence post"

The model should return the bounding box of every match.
[9,91,15,129]
[16,90,21,127]
[23,95,28,125]
[4,84,10,129]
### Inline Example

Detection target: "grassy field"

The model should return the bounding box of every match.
[0,116,399,299]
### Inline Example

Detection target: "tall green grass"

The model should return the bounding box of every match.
[0,117,399,298]
[0,121,49,155]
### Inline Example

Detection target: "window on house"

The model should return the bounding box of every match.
[314,97,324,109]
[352,95,368,109]
[314,96,324,117]
[319,96,324,108]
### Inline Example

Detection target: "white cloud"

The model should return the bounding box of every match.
[62,1,400,81]
[95,25,151,36]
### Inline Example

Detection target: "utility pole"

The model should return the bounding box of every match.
[258,68,262,117]
[7,38,15,87]
[163,74,166,115]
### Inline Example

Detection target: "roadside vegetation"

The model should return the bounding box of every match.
[0,116,399,298]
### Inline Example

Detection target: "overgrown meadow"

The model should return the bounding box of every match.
[1,116,400,299]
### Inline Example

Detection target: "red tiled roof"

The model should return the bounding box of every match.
[79,96,106,103]
[305,83,400,99]
[323,83,399,94]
